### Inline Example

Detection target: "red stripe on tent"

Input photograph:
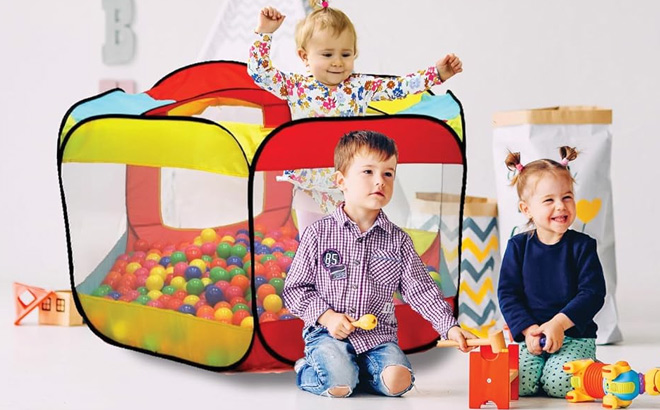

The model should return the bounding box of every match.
[255,117,463,171]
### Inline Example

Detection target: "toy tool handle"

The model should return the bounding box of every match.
[539,336,547,348]
[436,339,490,349]
[351,314,377,330]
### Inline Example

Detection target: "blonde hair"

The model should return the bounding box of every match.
[295,0,358,53]
[335,130,398,174]
[505,146,579,200]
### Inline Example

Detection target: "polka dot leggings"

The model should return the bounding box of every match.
[518,337,596,398]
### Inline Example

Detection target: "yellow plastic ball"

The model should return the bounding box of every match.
[193,236,203,247]
[201,277,213,287]
[189,259,207,271]
[200,228,218,243]
[261,237,276,247]
[240,316,254,328]
[145,275,164,291]
[147,290,163,300]
[220,235,235,244]
[263,294,283,313]
[146,252,161,262]
[214,307,233,321]
[149,265,166,279]
[165,266,174,275]
[170,276,186,290]
[183,295,200,306]
[125,262,142,274]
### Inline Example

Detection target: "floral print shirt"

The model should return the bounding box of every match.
[248,33,443,120]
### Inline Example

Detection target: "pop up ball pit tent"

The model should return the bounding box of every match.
[57,61,467,372]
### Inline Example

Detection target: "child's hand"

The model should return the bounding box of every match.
[522,324,544,355]
[318,310,355,340]
[256,7,286,34]
[533,313,573,354]
[436,54,463,82]
[447,325,478,352]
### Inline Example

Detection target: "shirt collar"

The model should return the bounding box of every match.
[331,203,394,236]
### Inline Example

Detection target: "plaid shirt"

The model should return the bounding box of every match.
[283,204,457,354]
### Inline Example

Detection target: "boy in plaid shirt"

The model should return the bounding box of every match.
[283,130,476,398]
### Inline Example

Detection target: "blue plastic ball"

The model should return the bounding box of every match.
[178,304,196,315]
[271,246,285,253]
[107,291,121,300]
[256,306,265,316]
[255,276,268,288]
[226,256,243,268]
[237,229,249,236]
[184,266,203,280]
[159,256,171,267]
[280,314,296,320]
[205,286,224,306]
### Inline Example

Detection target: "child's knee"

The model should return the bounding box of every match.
[381,365,413,396]
[326,385,352,398]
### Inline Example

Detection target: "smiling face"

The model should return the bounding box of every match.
[519,172,576,244]
[298,27,356,88]
[335,149,397,220]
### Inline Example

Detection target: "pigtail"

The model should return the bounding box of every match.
[505,151,524,186]
[558,146,578,166]
[309,0,330,10]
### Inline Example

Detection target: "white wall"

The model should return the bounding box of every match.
[2,0,658,328]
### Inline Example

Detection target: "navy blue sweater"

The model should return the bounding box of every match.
[498,230,606,342]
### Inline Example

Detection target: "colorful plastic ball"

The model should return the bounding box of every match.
[146,252,161,262]
[185,246,202,261]
[284,250,296,258]
[266,270,283,281]
[134,239,150,252]
[220,235,235,244]
[189,259,207,271]
[143,259,159,270]
[205,286,224,306]
[268,278,285,295]
[231,309,251,326]
[210,258,227,269]
[161,285,176,295]
[230,274,250,291]
[229,296,247,307]
[213,301,231,310]
[130,251,147,262]
[177,304,195,315]
[124,262,141,275]
[280,314,296,320]
[200,228,218,243]
[216,242,232,259]
[193,236,203,247]
[230,244,247,259]
[186,278,205,296]
[237,228,249,235]
[260,254,276,263]
[263,294,283,313]
[105,291,120,300]
[209,267,230,283]
[257,284,276,301]
[183,295,200,306]
[196,305,215,318]
[184,266,203,281]
[155,256,169,267]
[145,275,164,291]
[255,275,268,288]
[149,265,166,279]
[229,267,246,278]
[259,311,279,323]
[170,251,187,264]
[201,277,212,287]
[224,285,244,301]
[91,286,111,297]
[134,295,151,305]
[166,298,184,311]
[235,238,249,247]
[215,280,230,293]
[137,286,148,295]
[214,307,233,321]
[240,316,254,328]
[232,303,250,313]
[226,256,243,268]
[146,300,164,308]
[261,237,276,248]
[256,306,264,316]
[169,276,186,290]
[201,255,213,264]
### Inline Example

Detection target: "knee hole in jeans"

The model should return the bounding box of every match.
[382,365,412,396]
[327,385,351,398]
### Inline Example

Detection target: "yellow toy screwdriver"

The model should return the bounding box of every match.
[351,314,378,330]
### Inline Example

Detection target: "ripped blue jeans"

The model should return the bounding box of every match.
[296,326,414,397]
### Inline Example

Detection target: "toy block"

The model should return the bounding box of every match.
[469,344,519,409]
[13,282,53,325]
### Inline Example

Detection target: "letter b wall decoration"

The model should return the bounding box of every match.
[103,0,135,65]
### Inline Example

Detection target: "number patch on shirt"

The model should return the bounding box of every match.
[321,249,341,268]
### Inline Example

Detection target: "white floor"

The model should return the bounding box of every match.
[4,284,660,410]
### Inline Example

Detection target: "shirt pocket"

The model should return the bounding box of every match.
[368,250,402,286]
